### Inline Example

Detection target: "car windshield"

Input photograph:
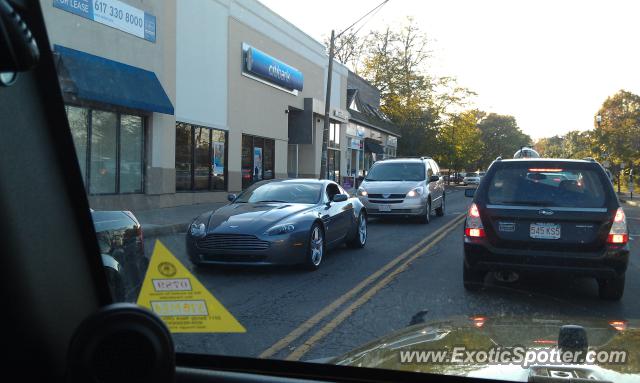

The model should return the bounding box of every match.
[488,165,608,208]
[234,182,322,204]
[366,163,425,181]
[31,0,640,381]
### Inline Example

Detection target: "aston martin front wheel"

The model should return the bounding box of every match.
[303,223,324,271]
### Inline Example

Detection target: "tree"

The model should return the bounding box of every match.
[477,113,531,167]
[593,90,640,168]
[437,110,484,172]
[356,19,474,157]
[323,31,366,73]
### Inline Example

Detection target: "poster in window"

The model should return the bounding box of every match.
[253,147,263,181]
[212,142,225,176]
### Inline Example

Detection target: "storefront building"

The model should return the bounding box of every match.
[343,71,400,191]
[42,0,177,211]
[43,0,370,211]
[176,0,350,200]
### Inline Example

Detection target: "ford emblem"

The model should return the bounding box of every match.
[539,209,554,216]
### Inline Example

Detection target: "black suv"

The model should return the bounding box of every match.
[463,158,629,300]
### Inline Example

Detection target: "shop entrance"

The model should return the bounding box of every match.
[241,134,275,189]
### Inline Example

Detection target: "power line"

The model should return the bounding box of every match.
[336,0,390,39]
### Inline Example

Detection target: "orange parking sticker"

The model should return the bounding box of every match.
[137,240,246,333]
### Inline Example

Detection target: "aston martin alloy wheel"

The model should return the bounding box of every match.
[304,223,324,271]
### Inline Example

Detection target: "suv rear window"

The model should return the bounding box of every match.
[365,163,425,182]
[487,164,608,208]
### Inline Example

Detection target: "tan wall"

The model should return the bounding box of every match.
[227,18,328,190]
[41,0,176,201]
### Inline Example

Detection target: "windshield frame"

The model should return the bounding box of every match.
[234,181,323,204]
[365,162,426,182]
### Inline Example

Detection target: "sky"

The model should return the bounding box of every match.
[260,0,640,139]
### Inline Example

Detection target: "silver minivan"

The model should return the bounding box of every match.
[357,157,445,223]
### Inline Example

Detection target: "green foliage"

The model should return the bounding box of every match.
[593,90,640,167]
[477,114,532,167]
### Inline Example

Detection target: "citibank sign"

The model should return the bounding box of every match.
[242,43,304,92]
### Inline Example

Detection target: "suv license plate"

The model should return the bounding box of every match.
[378,205,391,212]
[530,223,561,239]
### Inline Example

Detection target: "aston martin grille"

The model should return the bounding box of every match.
[197,234,270,251]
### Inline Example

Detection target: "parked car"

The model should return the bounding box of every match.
[91,209,147,302]
[463,158,629,300]
[186,179,367,270]
[356,157,445,224]
[462,171,485,185]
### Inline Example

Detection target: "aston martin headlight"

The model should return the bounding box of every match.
[267,223,296,236]
[189,222,206,238]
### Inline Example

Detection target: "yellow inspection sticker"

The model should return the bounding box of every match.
[137,240,246,333]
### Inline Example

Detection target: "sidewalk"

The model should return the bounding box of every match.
[618,191,639,207]
[134,202,226,237]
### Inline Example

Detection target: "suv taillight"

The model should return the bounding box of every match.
[464,203,485,238]
[607,207,628,245]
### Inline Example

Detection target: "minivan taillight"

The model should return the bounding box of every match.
[465,203,485,238]
[607,208,628,245]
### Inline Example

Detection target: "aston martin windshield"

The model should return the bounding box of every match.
[234,181,323,204]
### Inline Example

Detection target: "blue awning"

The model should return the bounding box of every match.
[54,45,174,115]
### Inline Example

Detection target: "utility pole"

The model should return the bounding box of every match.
[319,29,335,180]
[319,0,389,180]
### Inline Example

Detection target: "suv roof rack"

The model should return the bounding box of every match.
[495,156,502,161]
[583,157,597,162]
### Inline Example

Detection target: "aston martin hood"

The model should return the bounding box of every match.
[207,202,315,234]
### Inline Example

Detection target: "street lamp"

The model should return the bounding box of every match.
[319,0,389,179]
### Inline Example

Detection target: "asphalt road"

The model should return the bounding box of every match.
[143,188,640,362]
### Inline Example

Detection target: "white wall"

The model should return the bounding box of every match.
[176,0,228,130]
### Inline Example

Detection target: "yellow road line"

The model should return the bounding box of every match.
[258,213,465,359]
[285,215,465,361]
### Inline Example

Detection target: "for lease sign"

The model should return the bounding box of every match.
[53,0,156,42]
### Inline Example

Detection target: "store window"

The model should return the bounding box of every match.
[65,105,144,195]
[242,134,275,189]
[384,146,397,159]
[327,123,341,182]
[329,123,341,149]
[327,149,341,182]
[175,122,227,191]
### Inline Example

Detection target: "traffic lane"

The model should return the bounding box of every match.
[304,219,640,360]
[142,190,469,357]
[624,202,640,274]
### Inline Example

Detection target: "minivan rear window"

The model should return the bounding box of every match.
[366,163,425,181]
[487,165,607,208]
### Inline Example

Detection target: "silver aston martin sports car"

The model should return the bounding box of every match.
[186,179,368,270]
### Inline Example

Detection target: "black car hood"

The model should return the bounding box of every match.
[330,315,640,380]
[207,202,316,234]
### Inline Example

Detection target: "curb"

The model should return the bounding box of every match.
[142,222,189,237]
[622,199,639,208]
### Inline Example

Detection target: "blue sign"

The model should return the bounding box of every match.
[243,43,303,92]
[53,0,156,43]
